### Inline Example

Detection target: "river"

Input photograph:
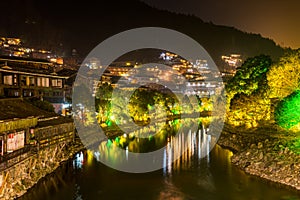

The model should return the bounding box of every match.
[18,118,300,200]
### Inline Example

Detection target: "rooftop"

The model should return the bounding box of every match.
[0,56,68,78]
[0,55,52,64]
[0,98,57,121]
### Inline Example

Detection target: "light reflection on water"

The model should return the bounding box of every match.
[162,127,212,176]
[73,152,84,169]
[95,118,217,172]
[18,118,300,200]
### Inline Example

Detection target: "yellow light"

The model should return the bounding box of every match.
[87,150,94,166]
[50,58,57,63]
[110,115,115,120]
[126,62,131,66]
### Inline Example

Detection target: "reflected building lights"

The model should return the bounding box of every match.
[73,151,84,169]
[94,118,216,174]
[126,146,129,161]
[162,123,214,175]
[94,151,101,162]
[87,150,94,166]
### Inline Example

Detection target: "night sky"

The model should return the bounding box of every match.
[141,0,300,49]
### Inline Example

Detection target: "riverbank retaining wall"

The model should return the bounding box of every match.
[0,122,83,200]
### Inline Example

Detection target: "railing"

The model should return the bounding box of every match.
[36,123,74,141]
[0,145,37,172]
[38,132,74,150]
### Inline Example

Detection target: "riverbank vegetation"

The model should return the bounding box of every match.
[222,49,300,190]
[226,49,300,133]
[95,84,212,133]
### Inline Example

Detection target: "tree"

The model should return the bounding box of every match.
[227,93,271,128]
[95,83,113,101]
[267,49,300,99]
[274,90,300,129]
[226,55,272,107]
[225,55,272,127]
[199,97,213,112]
[96,83,113,123]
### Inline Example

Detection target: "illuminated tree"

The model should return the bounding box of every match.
[84,111,96,126]
[95,83,113,123]
[226,55,272,108]
[127,88,156,122]
[110,88,131,125]
[199,97,213,112]
[274,90,300,129]
[225,55,272,127]
[267,49,300,99]
[227,93,271,128]
[95,83,113,101]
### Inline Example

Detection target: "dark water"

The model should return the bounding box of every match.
[19,119,300,200]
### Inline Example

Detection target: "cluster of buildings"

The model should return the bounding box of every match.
[0,36,244,114]
[0,37,64,65]
[0,98,74,162]
[0,44,242,116]
[0,98,75,199]
[0,36,84,117]
[220,54,242,81]
[80,52,229,98]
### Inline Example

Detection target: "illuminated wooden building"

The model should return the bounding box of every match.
[0,56,70,113]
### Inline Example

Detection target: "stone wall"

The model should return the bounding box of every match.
[0,140,82,200]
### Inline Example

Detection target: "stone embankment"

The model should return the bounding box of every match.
[0,141,84,200]
[218,125,300,191]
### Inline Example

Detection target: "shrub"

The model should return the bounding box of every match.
[275,90,300,129]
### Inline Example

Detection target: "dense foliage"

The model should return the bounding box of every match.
[225,55,272,128]
[267,49,300,99]
[228,93,271,128]
[94,83,213,129]
[275,90,300,129]
[226,49,300,130]
[226,54,272,98]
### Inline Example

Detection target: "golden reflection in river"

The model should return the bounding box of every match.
[163,125,217,175]
[212,144,233,177]
[96,117,219,172]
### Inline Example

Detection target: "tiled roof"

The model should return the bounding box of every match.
[0,56,68,78]
[0,98,57,120]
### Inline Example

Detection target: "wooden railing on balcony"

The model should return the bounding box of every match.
[0,145,37,172]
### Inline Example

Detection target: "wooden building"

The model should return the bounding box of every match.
[0,56,70,113]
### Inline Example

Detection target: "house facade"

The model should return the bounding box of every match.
[0,56,69,113]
